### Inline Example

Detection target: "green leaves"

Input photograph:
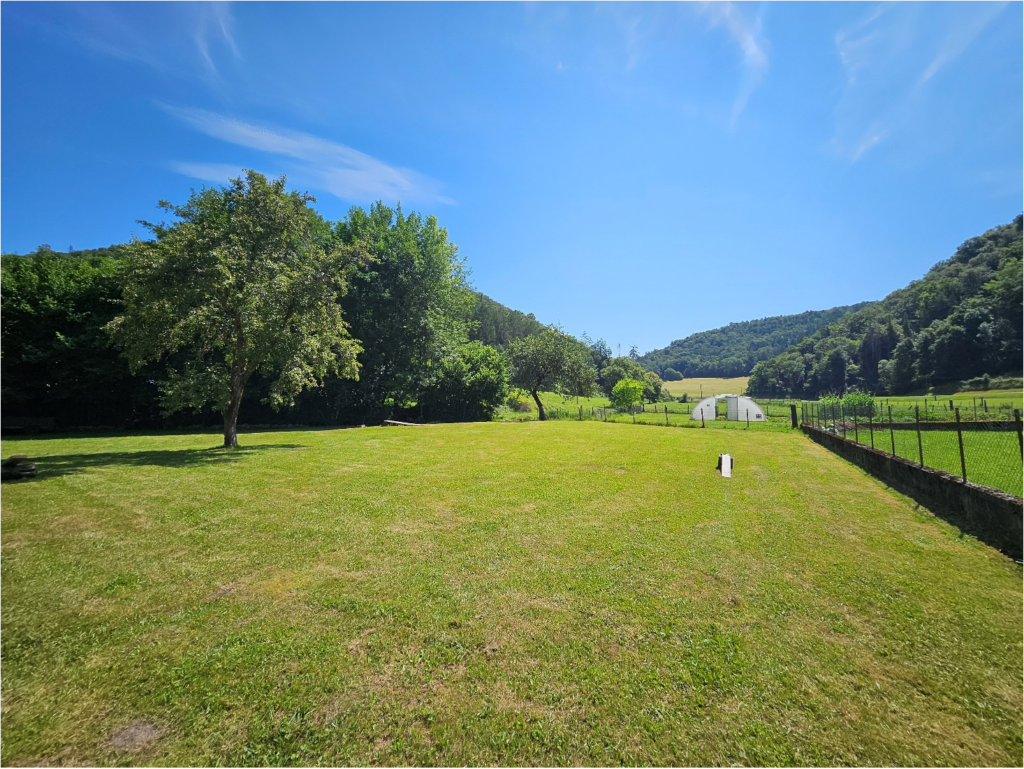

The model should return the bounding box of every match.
[108,170,362,430]
[507,328,596,400]
[610,378,644,410]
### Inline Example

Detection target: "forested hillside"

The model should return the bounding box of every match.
[747,216,1023,397]
[469,293,546,347]
[640,304,871,379]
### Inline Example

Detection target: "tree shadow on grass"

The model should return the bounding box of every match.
[4,444,306,481]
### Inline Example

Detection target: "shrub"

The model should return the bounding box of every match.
[663,368,683,381]
[961,374,991,391]
[506,389,532,412]
[611,378,644,410]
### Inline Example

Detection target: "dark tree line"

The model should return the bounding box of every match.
[1,191,552,430]
[747,216,1023,398]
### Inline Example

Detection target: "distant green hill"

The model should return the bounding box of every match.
[747,215,1022,397]
[640,304,872,379]
[468,292,546,347]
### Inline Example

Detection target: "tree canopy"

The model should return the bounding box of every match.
[611,378,643,411]
[1,201,554,431]
[507,328,596,420]
[108,171,362,446]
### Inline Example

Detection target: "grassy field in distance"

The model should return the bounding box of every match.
[662,376,749,398]
[2,423,1020,766]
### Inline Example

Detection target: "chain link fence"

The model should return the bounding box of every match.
[539,400,796,430]
[801,402,1023,499]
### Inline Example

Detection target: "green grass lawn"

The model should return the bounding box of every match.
[875,392,1022,420]
[2,423,1021,766]
[841,425,1023,498]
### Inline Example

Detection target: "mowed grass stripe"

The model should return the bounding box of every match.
[1,423,1021,766]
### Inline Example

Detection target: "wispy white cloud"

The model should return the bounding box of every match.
[192,2,242,75]
[832,3,1007,162]
[161,105,453,205]
[700,2,769,127]
[919,3,1005,84]
[25,2,240,80]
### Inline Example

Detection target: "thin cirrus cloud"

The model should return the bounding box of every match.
[26,1,241,78]
[832,2,1007,162]
[700,2,769,128]
[161,104,454,206]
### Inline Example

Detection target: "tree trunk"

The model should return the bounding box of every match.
[223,395,243,448]
[223,366,248,448]
[531,390,546,421]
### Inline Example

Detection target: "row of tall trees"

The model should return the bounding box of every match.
[747,216,1022,397]
[1,172,591,441]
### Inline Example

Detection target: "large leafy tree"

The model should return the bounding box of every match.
[109,171,362,447]
[416,341,509,422]
[507,328,596,420]
[599,355,646,397]
[322,203,473,422]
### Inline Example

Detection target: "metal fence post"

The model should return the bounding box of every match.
[868,411,874,449]
[841,405,846,439]
[915,406,924,467]
[1015,409,1022,459]
[955,408,966,482]
[888,405,895,456]
[853,412,859,444]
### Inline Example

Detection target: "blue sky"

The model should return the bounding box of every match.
[2,2,1021,353]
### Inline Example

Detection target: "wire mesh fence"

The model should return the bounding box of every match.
[801,402,1023,499]
[537,400,797,431]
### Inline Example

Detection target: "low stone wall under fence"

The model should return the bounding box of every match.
[802,425,1022,560]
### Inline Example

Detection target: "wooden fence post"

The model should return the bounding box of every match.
[790,404,798,429]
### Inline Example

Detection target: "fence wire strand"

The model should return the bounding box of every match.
[801,402,1022,498]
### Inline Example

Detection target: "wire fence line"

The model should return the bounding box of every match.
[801,402,1023,499]
[538,400,797,431]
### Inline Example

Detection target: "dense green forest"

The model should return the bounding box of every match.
[640,304,871,379]
[1,206,553,429]
[747,216,1023,397]
[469,292,546,347]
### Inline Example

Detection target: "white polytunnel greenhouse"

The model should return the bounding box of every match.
[690,395,767,422]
